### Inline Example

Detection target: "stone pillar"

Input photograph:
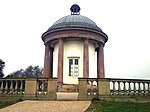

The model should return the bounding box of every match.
[83,39,89,78]
[44,45,53,78]
[97,48,100,78]
[49,47,53,78]
[57,39,64,83]
[47,78,57,100]
[24,78,37,99]
[97,44,105,78]
[44,45,50,78]
[78,78,88,100]
[98,79,110,96]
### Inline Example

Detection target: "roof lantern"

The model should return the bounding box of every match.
[70,4,80,15]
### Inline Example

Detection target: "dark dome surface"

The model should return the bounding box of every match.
[48,15,102,32]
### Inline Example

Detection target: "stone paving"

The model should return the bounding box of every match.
[0,100,91,112]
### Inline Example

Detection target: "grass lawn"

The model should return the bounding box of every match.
[0,101,16,109]
[86,100,150,112]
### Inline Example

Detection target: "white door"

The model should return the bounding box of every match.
[68,58,79,84]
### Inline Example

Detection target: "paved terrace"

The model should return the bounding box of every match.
[0,100,91,112]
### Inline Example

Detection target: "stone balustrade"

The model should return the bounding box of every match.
[1,77,150,101]
[36,78,57,100]
[0,78,25,95]
[109,78,150,96]
[37,78,48,95]
[78,78,150,100]
[78,78,98,100]
[0,78,57,101]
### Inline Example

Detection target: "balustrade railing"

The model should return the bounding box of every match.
[37,78,48,95]
[79,78,150,100]
[109,78,150,96]
[0,78,25,95]
[87,78,98,96]
[1,77,150,101]
[78,78,98,100]
[0,78,57,101]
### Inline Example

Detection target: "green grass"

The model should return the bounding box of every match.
[86,100,150,112]
[0,101,16,109]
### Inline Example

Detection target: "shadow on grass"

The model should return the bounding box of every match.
[0,99,22,109]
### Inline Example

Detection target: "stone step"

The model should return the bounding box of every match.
[57,92,78,101]
[58,84,79,92]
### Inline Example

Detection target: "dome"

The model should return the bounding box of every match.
[48,15,102,32]
[42,4,108,43]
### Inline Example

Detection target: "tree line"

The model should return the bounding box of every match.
[0,59,43,78]
[0,59,5,77]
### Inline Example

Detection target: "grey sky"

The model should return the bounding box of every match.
[0,0,150,79]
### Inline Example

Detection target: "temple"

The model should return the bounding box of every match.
[1,4,149,102]
[41,4,108,84]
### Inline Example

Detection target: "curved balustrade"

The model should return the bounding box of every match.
[0,78,25,95]
[109,78,150,96]
[1,77,150,101]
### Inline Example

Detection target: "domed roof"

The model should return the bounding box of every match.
[42,4,108,43]
[48,15,102,32]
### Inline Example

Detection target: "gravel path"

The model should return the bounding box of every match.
[0,100,91,112]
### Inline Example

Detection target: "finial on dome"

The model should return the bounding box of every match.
[70,4,80,15]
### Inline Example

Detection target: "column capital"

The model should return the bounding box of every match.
[83,39,89,43]
[44,42,50,46]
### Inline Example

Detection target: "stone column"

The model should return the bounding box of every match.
[44,45,50,78]
[44,45,53,78]
[97,43,105,78]
[57,39,64,83]
[49,47,53,78]
[97,48,99,78]
[83,39,89,78]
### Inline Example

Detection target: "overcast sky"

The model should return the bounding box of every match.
[0,0,150,79]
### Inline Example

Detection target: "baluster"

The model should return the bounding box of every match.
[148,82,150,95]
[41,81,44,94]
[0,81,3,94]
[93,80,98,95]
[7,80,10,94]
[143,82,146,95]
[37,80,39,94]
[123,81,126,95]
[14,80,18,94]
[138,82,141,95]
[91,80,94,95]
[133,82,136,95]
[44,80,48,94]
[9,80,13,94]
[20,80,23,94]
[112,81,116,95]
[128,82,131,95]
[145,82,149,95]
[12,80,15,94]
[148,82,150,96]
[118,81,121,95]
[4,80,8,94]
